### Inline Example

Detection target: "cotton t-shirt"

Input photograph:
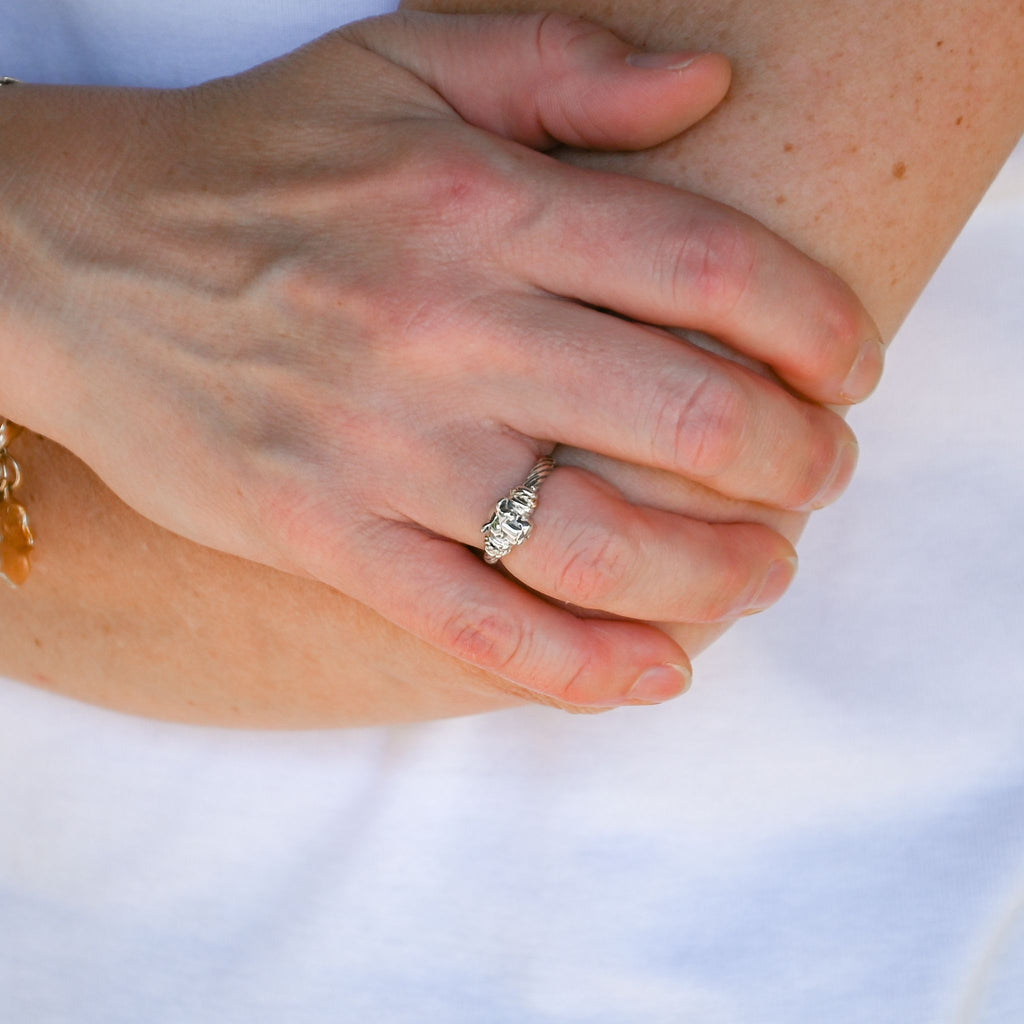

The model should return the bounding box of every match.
[1,3,1022,1021]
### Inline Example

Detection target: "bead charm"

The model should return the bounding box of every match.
[0,420,33,587]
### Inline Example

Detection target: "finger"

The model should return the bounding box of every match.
[517,167,885,405]
[468,297,859,511]
[341,521,694,708]
[407,458,799,622]
[503,468,799,621]
[340,11,731,149]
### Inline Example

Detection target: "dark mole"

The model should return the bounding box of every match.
[892,161,907,179]
[936,39,944,48]
[783,142,794,153]
[956,115,964,126]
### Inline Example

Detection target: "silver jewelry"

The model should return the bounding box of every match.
[0,77,21,87]
[481,456,555,565]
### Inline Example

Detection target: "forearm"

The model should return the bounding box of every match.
[1,431,517,726]
[412,0,1023,339]
[2,3,1019,727]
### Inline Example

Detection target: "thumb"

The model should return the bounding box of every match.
[341,11,731,150]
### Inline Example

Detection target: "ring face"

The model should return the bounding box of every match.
[481,456,554,565]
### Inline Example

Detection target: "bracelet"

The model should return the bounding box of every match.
[1,79,36,586]
[0,420,34,587]
[0,79,33,586]
[0,79,35,586]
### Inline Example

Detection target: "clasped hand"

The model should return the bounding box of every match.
[1,12,882,709]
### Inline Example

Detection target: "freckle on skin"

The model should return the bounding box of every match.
[893,161,907,179]
[936,39,944,48]
[956,116,964,126]
[783,142,794,152]
[775,194,787,204]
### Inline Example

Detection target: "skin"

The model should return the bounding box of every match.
[408,0,1024,669]
[1,3,1021,726]
[0,15,875,723]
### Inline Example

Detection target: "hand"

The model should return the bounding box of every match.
[0,12,880,709]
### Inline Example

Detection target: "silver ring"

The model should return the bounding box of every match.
[481,456,555,565]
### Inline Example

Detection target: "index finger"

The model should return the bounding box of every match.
[516,162,884,406]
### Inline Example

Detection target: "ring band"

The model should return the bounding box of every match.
[481,456,555,565]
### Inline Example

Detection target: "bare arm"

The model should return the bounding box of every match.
[418,0,1022,337]
[1,2,1020,727]
[0,17,867,724]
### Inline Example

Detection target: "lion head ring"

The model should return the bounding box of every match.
[481,456,555,565]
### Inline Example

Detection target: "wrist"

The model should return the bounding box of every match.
[0,80,173,436]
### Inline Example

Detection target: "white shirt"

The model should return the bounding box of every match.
[1,4,1022,1021]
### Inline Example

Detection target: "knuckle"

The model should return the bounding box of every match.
[671,213,758,319]
[553,519,634,607]
[555,654,607,707]
[411,138,534,244]
[652,373,747,477]
[436,604,528,676]
[531,11,606,58]
[528,12,619,145]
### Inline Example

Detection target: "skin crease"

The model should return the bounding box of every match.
[0,2,1021,726]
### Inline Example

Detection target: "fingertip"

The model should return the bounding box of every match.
[739,554,799,616]
[598,50,731,149]
[838,337,886,404]
[623,49,731,97]
[572,618,693,708]
[797,437,860,512]
[625,662,693,704]
[624,49,708,71]
[694,51,733,108]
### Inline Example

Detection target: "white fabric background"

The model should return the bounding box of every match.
[1,3,1022,1021]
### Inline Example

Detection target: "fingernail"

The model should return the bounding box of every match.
[626,663,692,703]
[740,556,798,616]
[802,440,859,511]
[839,338,885,403]
[625,50,703,71]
